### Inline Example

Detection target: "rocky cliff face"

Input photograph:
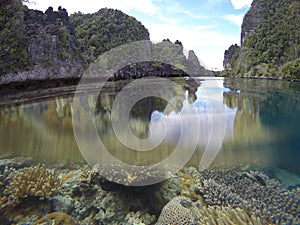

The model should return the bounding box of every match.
[0,6,85,85]
[223,44,240,71]
[109,40,210,80]
[186,50,210,76]
[0,2,210,85]
[223,0,300,79]
[240,0,265,46]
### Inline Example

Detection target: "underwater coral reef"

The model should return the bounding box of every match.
[0,159,299,225]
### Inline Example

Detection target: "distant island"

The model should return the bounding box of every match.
[222,0,300,80]
[0,0,210,86]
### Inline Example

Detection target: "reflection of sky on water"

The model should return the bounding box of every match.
[149,85,237,148]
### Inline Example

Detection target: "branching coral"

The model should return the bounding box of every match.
[198,206,263,225]
[197,168,300,224]
[0,166,15,210]
[4,164,60,206]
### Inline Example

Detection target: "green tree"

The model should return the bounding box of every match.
[0,0,30,75]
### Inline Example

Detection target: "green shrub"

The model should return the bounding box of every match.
[280,58,300,79]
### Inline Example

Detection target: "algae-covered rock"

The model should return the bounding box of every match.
[154,166,205,210]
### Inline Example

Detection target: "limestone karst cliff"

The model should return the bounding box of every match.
[0,1,210,85]
[223,0,300,79]
[0,1,85,84]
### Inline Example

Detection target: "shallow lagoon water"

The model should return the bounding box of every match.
[1,78,300,175]
[0,77,300,224]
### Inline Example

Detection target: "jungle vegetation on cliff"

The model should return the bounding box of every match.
[223,0,300,79]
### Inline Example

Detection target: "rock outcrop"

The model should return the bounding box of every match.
[223,0,300,79]
[223,44,240,71]
[186,50,211,76]
[240,0,265,46]
[0,6,85,85]
[0,2,210,85]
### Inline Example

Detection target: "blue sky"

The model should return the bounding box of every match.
[25,0,252,70]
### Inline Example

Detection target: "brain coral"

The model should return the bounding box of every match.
[155,196,200,225]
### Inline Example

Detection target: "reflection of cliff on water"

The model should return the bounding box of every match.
[212,89,274,167]
[0,78,199,165]
[74,77,200,166]
[2,77,298,173]
[0,96,83,165]
[217,78,300,175]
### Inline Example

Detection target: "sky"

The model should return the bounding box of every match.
[25,0,252,70]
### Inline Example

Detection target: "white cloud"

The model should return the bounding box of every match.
[225,14,245,26]
[146,23,239,70]
[167,7,205,19]
[157,15,178,24]
[230,0,252,10]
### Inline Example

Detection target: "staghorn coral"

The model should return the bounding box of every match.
[198,206,263,225]
[197,167,300,224]
[155,196,201,225]
[4,164,60,205]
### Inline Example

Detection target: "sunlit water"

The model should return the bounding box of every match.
[1,77,300,181]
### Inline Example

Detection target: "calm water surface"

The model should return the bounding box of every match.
[1,77,300,180]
